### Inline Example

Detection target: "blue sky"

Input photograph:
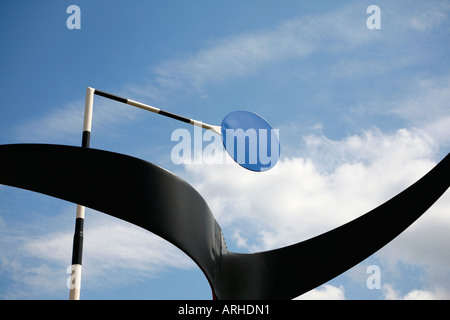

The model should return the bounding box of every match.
[1,0,449,300]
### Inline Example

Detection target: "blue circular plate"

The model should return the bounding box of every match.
[221,110,280,172]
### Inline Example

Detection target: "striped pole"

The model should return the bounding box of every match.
[69,87,94,300]
[68,87,220,299]
[93,89,222,136]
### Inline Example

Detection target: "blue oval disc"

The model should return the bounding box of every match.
[221,110,280,172]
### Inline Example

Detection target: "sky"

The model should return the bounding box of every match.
[0,0,449,300]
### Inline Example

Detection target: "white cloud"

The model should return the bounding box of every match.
[0,207,194,299]
[2,120,448,300]
[296,284,345,300]
[14,2,450,145]
[390,76,450,126]
[382,284,450,300]
[153,20,316,92]
[142,3,380,95]
[183,126,440,251]
[3,0,449,300]
[14,95,138,144]
[408,2,449,32]
[15,101,84,144]
[138,1,450,98]
[80,211,195,290]
[180,122,449,298]
[374,190,450,297]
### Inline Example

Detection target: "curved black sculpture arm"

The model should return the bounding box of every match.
[0,144,449,299]
[220,148,450,298]
[0,144,222,292]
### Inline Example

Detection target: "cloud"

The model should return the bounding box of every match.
[139,2,377,96]
[139,1,450,98]
[13,2,450,145]
[80,211,195,290]
[179,122,449,298]
[407,2,449,32]
[3,118,448,300]
[382,284,450,300]
[0,207,194,299]
[14,94,138,145]
[374,190,450,296]
[296,284,345,300]
[153,20,316,92]
[14,101,84,144]
[389,76,450,126]
[183,126,440,250]
[3,0,449,299]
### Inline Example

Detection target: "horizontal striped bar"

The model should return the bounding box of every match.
[94,89,127,104]
[159,109,191,124]
[127,99,160,114]
[93,89,221,136]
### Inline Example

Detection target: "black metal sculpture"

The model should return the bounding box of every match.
[0,143,448,299]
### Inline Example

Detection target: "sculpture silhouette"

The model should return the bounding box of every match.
[0,143,448,299]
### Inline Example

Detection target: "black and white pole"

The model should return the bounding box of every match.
[69,87,94,300]
[92,89,280,172]
[93,89,221,135]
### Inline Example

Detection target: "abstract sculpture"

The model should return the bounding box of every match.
[0,143,448,299]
